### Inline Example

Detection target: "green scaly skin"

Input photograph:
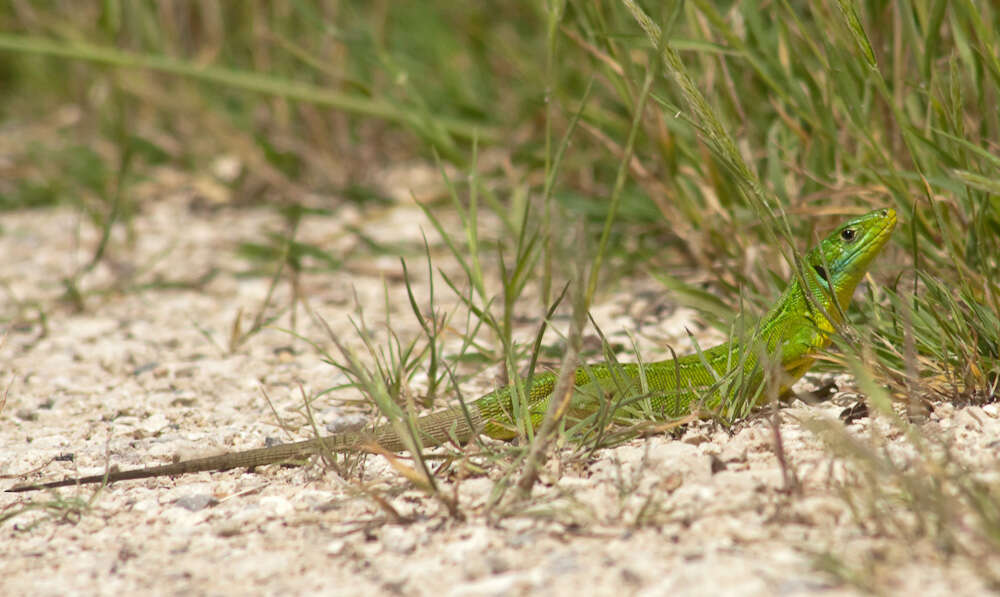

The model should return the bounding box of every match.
[8,208,896,492]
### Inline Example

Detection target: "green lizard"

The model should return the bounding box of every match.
[8,207,896,492]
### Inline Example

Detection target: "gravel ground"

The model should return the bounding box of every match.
[2,193,998,596]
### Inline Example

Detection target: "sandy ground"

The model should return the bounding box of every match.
[2,191,998,596]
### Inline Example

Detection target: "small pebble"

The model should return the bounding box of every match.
[174,494,219,512]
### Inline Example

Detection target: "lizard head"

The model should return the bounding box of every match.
[805,207,897,312]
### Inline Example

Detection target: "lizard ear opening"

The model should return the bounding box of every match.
[812,264,829,281]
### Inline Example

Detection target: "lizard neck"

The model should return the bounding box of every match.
[753,267,846,377]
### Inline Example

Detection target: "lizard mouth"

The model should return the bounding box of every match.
[870,208,897,246]
[880,208,898,230]
[848,208,896,261]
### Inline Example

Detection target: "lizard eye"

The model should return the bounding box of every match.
[840,228,856,242]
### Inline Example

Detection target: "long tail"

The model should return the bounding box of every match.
[6,404,491,492]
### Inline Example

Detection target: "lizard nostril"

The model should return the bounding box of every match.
[880,209,888,217]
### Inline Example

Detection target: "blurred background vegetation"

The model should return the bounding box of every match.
[2,1,997,388]
[1,0,997,393]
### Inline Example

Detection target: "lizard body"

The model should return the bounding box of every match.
[8,208,896,492]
